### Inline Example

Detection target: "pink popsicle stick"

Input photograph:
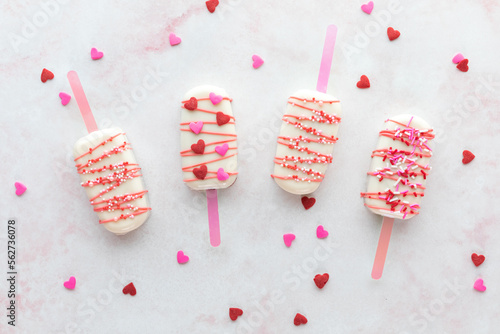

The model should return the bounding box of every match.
[206,189,221,247]
[371,216,394,280]
[316,24,338,93]
[67,71,98,133]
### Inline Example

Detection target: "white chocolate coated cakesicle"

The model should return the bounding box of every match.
[361,115,435,220]
[272,89,342,195]
[73,128,151,235]
[180,85,238,189]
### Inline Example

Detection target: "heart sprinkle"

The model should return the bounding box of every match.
[209,92,223,105]
[301,196,316,210]
[184,97,198,110]
[316,225,329,239]
[215,143,229,156]
[177,250,189,264]
[63,276,76,290]
[122,282,137,296]
[90,48,104,60]
[189,121,204,134]
[191,139,205,154]
[387,27,400,41]
[41,68,54,83]
[169,33,182,46]
[59,92,71,106]
[294,313,308,326]
[357,75,370,89]
[216,112,230,126]
[452,53,465,64]
[361,1,374,14]
[473,278,486,292]
[283,233,296,247]
[457,59,469,72]
[471,253,485,267]
[217,168,229,181]
[252,54,264,69]
[193,165,208,180]
[229,308,243,321]
[313,273,329,289]
[206,0,219,13]
[14,182,27,196]
[462,150,475,164]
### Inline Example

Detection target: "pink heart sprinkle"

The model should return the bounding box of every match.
[177,250,189,264]
[252,54,264,69]
[90,48,103,60]
[15,182,27,196]
[474,278,486,292]
[59,92,71,106]
[189,121,203,134]
[63,276,76,290]
[361,1,374,14]
[316,225,329,239]
[209,92,223,105]
[215,143,229,156]
[217,168,229,181]
[283,233,295,247]
[452,53,465,64]
[169,33,182,46]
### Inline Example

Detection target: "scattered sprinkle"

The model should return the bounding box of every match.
[301,196,316,210]
[462,150,475,164]
[283,233,296,247]
[361,1,374,14]
[313,273,329,289]
[41,68,54,83]
[63,276,76,290]
[59,92,71,106]
[177,250,189,264]
[14,182,27,196]
[471,253,485,267]
[457,59,469,72]
[90,48,104,60]
[252,54,264,69]
[169,33,182,46]
[473,278,486,292]
[357,75,370,89]
[206,0,219,13]
[229,308,243,321]
[387,27,400,41]
[452,53,465,64]
[316,225,329,239]
[294,313,308,326]
[122,282,137,296]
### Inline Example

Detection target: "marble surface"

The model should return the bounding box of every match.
[1,0,500,333]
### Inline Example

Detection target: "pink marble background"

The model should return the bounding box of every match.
[1,0,499,333]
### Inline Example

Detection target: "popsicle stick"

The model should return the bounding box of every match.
[67,71,98,133]
[316,24,338,93]
[371,217,394,280]
[206,189,221,247]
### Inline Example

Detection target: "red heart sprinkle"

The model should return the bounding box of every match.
[387,27,400,41]
[357,75,370,89]
[457,59,469,72]
[216,112,230,126]
[313,273,329,289]
[206,0,219,13]
[41,68,54,83]
[294,313,308,326]
[301,196,316,210]
[122,282,136,296]
[462,150,475,164]
[229,308,243,321]
[191,139,206,154]
[184,97,198,110]
[193,165,208,180]
[471,253,485,267]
